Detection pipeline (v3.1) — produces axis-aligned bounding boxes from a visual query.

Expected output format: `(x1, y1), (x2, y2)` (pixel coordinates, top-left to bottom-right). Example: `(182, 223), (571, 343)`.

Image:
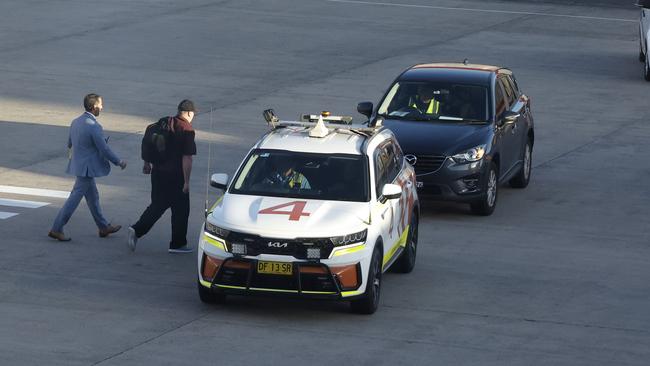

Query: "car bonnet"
(208, 193), (369, 238)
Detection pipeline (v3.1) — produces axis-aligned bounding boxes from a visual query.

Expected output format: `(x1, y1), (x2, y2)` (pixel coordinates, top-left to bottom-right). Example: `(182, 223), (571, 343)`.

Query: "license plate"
(257, 261), (293, 275)
(416, 181), (424, 188)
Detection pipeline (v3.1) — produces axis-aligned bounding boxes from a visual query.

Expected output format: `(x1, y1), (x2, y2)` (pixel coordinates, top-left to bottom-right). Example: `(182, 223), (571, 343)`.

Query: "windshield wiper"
(379, 113), (410, 120)
(435, 116), (488, 124)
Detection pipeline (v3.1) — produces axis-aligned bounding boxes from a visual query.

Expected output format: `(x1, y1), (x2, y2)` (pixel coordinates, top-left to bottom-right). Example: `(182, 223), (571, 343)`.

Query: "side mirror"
(381, 183), (402, 200)
(357, 102), (373, 118)
(502, 110), (520, 124)
(210, 173), (229, 190)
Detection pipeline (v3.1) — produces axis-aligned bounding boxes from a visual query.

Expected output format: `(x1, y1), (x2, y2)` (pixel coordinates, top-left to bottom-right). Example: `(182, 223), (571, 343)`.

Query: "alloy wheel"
(486, 169), (497, 207)
(408, 218), (418, 258)
(371, 254), (381, 305)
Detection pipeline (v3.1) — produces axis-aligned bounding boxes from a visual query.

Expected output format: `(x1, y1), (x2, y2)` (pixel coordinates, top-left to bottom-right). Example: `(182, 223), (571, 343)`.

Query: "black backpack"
(141, 117), (174, 163)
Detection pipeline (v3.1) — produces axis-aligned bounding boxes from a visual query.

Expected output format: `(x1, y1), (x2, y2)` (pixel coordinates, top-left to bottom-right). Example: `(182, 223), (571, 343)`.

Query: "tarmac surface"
(1, 0), (649, 365)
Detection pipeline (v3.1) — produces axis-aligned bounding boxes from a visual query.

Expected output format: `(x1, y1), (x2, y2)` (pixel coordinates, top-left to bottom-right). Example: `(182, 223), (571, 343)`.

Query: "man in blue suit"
(48, 94), (127, 241)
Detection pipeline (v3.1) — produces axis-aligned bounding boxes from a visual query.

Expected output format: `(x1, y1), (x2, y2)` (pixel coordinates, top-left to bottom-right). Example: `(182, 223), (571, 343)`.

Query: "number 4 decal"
(259, 201), (311, 221)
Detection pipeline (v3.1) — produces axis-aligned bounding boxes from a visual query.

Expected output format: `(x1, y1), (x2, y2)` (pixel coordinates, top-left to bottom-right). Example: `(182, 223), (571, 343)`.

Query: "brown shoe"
(48, 231), (71, 241)
(99, 224), (122, 238)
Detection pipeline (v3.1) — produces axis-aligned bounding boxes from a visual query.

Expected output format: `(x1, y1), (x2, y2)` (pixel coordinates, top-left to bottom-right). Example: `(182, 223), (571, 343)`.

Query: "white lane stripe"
(0, 198), (50, 208)
(0, 211), (19, 219)
(0, 185), (69, 199)
(324, 0), (637, 23)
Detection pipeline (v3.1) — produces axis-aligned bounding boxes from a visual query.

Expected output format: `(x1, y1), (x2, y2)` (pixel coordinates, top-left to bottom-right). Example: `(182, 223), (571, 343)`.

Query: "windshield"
(377, 81), (489, 122)
(230, 149), (370, 202)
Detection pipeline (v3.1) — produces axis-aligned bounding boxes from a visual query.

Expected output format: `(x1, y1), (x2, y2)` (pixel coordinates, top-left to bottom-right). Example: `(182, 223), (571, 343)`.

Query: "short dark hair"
(83, 93), (102, 112)
(177, 99), (196, 113)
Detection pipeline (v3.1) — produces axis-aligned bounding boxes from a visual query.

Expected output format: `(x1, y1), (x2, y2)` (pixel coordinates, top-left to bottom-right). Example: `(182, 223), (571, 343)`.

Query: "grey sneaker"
(168, 246), (194, 254)
(127, 226), (138, 252)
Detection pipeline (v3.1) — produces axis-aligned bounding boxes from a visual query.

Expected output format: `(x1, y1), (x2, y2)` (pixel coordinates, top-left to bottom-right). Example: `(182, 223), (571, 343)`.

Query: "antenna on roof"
(309, 112), (329, 138)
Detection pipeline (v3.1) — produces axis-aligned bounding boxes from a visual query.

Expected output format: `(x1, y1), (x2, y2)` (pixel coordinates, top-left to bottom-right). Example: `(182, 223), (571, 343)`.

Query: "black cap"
(177, 99), (197, 112)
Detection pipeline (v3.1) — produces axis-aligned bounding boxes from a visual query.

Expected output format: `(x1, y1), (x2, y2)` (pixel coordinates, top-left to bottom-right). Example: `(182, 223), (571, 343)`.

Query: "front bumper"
(415, 157), (488, 202)
(199, 255), (364, 300)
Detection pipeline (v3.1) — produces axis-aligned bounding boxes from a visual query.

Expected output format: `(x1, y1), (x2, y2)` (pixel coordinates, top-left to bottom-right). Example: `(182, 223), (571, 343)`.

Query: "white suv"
(639, 0), (650, 81)
(197, 111), (419, 314)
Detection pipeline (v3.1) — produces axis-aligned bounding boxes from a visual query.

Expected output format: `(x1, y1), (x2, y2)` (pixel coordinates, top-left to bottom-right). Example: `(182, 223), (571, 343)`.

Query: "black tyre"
(645, 51), (650, 82)
(640, 39), (646, 62)
(509, 141), (532, 188)
(350, 245), (382, 314)
(393, 212), (418, 273)
(198, 280), (226, 304)
(470, 162), (498, 216)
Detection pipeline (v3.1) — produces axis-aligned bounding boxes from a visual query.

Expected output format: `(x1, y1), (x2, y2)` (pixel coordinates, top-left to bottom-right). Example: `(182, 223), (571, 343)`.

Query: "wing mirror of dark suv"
(357, 102), (373, 118)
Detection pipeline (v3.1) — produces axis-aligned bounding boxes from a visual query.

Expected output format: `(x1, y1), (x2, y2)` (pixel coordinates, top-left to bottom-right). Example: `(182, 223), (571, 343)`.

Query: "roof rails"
(262, 109), (382, 137)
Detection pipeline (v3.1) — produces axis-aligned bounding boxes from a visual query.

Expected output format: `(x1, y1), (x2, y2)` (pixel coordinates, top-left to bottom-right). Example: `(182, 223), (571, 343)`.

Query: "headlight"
(204, 221), (230, 239)
(451, 145), (486, 164)
(330, 229), (367, 246)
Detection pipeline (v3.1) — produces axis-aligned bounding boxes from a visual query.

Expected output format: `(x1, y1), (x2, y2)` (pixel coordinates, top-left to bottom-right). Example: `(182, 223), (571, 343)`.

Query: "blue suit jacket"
(66, 112), (121, 177)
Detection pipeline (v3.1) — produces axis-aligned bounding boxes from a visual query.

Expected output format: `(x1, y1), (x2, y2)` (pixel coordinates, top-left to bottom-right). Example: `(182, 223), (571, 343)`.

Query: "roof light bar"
(262, 109), (382, 137)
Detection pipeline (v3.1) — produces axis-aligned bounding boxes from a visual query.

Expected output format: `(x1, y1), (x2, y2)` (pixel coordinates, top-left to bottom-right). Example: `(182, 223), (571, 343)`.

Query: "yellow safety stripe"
(203, 234), (226, 251)
(341, 289), (364, 297)
(331, 243), (366, 257)
(212, 284), (338, 296)
(398, 224), (410, 248)
(383, 224), (410, 266)
(249, 287), (298, 293)
(215, 284), (246, 290)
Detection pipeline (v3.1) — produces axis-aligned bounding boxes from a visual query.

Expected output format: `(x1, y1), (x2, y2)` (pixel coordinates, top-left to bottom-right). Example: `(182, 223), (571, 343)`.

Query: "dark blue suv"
(357, 63), (534, 215)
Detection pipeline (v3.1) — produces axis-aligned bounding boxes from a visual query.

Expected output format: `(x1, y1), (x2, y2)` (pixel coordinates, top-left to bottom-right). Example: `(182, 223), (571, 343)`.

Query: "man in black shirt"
(128, 100), (197, 253)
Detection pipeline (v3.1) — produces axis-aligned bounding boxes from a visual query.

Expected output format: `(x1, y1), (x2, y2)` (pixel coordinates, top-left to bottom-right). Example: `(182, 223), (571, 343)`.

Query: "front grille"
(411, 154), (446, 175)
(226, 231), (334, 259)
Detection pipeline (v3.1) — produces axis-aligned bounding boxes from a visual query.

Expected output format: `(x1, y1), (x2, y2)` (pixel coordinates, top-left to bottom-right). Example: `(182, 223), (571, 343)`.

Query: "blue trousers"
(51, 176), (109, 232)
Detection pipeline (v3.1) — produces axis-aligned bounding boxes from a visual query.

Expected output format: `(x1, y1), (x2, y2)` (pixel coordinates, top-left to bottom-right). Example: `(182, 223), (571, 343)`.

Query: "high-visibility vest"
(288, 172), (305, 189)
(411, 98), (440, 114)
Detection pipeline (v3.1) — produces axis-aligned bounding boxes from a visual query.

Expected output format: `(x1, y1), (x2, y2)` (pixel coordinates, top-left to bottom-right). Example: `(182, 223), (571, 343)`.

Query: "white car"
(197, 111), (419, 314)
(639, 0), (650, 81)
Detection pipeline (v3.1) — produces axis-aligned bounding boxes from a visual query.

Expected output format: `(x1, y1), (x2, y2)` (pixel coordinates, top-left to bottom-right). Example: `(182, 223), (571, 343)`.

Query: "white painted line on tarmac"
(0, 211), (19, 219)
(0, 185), (69, 199)
(0, 198), (50, 208)
(325, 0), (637, 23)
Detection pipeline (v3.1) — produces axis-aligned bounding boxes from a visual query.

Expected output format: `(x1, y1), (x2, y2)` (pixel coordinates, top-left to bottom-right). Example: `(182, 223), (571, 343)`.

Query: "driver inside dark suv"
(410, 85), (441, 115)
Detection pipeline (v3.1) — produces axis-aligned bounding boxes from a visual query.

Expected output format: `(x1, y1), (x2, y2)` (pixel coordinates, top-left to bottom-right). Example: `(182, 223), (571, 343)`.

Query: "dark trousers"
(132, 170), (189, 249)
